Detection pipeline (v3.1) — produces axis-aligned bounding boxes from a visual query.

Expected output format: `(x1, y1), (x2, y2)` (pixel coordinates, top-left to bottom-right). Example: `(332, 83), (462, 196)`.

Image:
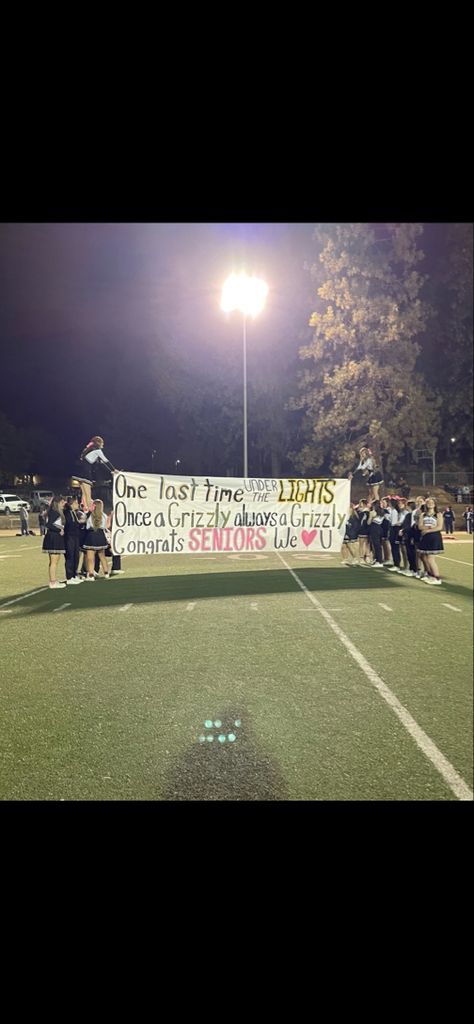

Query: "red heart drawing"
(301, 529), (318, 547)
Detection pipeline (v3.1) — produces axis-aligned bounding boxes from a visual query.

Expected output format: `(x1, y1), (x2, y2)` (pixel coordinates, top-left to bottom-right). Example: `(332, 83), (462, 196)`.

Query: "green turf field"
(0, 535), (472, 800)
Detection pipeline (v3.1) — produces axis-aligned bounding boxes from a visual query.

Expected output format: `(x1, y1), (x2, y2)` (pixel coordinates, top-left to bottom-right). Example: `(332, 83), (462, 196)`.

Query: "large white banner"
(111, 473), (350, 556)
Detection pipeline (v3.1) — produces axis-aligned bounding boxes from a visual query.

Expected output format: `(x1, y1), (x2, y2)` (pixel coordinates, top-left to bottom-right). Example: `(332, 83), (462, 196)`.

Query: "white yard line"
(277, 552), (473, 802)
(442, 604), (462, 613)
(0, 609), (13, 614)
(250, 602), (259, 611)
(53, 603), (71, 613)
(437, 555), (473, 567)
(379, 604), (393, 612)
(186, 602), (196, 612)
(0, 587), (49, 609)
(119, 604), (133, 612)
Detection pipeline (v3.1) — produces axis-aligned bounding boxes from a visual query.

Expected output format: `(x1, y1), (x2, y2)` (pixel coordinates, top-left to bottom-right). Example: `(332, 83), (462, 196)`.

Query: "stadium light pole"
(220, 272), (269, 477)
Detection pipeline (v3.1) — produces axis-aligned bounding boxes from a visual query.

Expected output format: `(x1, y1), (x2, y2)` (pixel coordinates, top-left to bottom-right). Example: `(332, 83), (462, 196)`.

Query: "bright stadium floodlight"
(220, 272), (269, 477)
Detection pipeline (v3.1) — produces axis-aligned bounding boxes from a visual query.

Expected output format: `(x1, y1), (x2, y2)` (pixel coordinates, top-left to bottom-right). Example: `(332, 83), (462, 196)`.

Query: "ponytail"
(80, 436), (104, 461)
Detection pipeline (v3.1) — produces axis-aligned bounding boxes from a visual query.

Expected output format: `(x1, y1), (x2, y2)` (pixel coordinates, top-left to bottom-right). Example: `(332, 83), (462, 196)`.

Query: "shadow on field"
(160, 705), (288, 801)
(0, 567), (427, 619)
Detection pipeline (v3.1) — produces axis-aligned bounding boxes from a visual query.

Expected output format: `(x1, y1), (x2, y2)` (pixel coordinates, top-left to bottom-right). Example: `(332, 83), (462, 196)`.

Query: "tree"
(289, 224), (441, 476)
(419, 223), (473, 462)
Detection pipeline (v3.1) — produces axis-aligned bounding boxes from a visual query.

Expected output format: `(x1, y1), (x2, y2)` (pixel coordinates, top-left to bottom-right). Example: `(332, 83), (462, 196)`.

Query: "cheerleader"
(412, 496), (427, 578)
(73, 435), (117, 513)
(386, 497), (403, 573)
(417, 498), (444, 584)
(63, 495), (86, 585)
(82, 499), (111, 580)
(396, 498), (410, 571)
(348, 447), (384, 502)
(72, 435), (124, 574)
(380, 498), (393, 565)
(367, 501), (385, 567)
(340, 504), (360, 565)
(399, 501), (418, 576)
(356, 499), (373, 565)
(42, 495), (67, 589)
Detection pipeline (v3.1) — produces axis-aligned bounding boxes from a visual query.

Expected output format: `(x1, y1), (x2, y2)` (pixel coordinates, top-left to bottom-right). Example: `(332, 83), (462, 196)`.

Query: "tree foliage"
(419, 223), (473, 458)
(290, 224), (442, 475)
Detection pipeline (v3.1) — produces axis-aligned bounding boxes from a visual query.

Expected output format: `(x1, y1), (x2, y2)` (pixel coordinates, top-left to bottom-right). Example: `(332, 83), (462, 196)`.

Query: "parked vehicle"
(0, 493), (30, 515)
(30, 490), (53, 511)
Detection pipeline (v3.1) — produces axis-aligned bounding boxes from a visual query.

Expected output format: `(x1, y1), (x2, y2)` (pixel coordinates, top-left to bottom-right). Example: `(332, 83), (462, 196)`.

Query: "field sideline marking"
(277, 552), (473, 802)
(437, 554), (473, 567)
(442, 604), (462, 613)
(379, 603), (393, 612)
(119, 603), (133, 612)
(53, 603), (71, 613)
(186, 602), (196, 612)
(0, 587), (49, 609)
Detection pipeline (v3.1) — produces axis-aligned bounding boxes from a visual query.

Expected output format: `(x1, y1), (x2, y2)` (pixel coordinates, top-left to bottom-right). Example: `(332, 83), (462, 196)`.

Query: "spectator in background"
(463, 507), (473, 534)
(462, 484), (470, 500)
(397, 476), (410, 498)
(19, 504), (29, 536)
(456, 487), (463, 503)
(443, 506), (455, 534)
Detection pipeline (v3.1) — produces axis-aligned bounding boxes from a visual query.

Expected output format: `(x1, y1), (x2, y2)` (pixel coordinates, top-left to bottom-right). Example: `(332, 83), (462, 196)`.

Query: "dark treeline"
(0, 223), (471, 483)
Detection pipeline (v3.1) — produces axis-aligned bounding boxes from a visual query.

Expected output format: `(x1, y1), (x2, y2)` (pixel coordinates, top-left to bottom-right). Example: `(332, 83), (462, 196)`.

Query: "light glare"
(220, 272), (269, 318)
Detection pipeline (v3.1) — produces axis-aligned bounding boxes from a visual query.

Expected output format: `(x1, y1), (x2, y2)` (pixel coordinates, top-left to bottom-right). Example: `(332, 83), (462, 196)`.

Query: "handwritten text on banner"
(112, 473), (350, 556)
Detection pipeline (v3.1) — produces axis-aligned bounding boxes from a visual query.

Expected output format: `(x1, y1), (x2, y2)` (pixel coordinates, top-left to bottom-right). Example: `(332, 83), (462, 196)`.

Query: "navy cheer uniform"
(42, 508), (65, 554)
(80, 447), (116, 514)
(353, 455), (384, 488)
(82, 512), (109, 551)
(344, 513), (360, 543)
(357, 508), (370, 537)
(64, 505), (86, 579)
(418, 514), (444, 554)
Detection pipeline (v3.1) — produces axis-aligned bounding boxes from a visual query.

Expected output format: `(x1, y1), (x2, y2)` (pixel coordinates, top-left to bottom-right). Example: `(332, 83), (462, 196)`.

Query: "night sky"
(0, 222), (315, 474)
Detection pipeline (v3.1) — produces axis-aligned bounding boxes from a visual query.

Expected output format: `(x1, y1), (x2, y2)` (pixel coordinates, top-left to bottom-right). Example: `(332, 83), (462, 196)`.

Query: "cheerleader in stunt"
(348, 446), (384, 502)
(72, 435), (124, 575)
(72, 436), (116, 512)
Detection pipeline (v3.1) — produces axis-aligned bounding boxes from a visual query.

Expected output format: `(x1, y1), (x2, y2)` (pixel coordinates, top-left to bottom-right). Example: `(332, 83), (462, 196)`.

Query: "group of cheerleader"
(343, 448), (444, 584)
(42, 436), (124, 589)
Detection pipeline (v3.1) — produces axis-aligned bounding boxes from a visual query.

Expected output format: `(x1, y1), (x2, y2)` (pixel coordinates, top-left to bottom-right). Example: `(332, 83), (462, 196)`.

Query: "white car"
(0, 494), (30, 515)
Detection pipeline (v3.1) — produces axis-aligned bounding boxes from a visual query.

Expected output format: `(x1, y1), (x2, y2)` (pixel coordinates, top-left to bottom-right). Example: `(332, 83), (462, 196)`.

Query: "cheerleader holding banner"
(71, 435), (124, 574)
(72, 435), (117, 513)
